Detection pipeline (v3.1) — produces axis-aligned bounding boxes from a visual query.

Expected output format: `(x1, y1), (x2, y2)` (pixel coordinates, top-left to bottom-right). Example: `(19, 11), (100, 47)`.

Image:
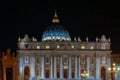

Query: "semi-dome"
(42, 11), (71, 41)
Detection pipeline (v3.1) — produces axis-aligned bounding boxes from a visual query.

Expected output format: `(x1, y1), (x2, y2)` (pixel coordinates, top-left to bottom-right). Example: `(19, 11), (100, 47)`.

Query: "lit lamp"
(81, 70), (88, 80)
(109, 63), (120, 80)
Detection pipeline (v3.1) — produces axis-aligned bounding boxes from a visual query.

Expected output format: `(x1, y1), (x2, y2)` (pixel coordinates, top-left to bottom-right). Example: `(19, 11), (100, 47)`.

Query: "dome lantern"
(52, 10), (60, 23)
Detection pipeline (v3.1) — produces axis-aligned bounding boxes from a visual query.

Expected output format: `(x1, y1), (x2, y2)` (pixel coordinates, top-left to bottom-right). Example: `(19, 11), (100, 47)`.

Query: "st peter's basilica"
(17, 11), (112, 80)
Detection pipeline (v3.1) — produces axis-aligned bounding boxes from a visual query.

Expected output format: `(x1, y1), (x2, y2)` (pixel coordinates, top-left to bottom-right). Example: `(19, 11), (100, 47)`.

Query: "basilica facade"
(17, 11), (112, 80)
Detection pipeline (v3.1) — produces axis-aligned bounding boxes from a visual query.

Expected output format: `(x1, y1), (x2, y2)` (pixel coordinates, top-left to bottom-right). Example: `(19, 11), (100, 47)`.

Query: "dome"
(42, 11), (71, 41)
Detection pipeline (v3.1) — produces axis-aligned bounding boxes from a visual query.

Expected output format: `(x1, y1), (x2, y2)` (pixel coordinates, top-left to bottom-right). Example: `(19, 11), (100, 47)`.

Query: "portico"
(17, 11), (111, 80)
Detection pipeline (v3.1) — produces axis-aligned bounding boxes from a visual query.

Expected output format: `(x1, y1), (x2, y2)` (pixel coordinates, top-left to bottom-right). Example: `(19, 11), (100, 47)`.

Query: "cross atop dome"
(52, 10), (60, 23)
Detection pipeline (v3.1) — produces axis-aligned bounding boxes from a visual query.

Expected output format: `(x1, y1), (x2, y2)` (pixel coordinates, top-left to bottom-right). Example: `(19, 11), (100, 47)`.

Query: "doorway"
(6, 68), (13, 80)
(24, 66), (30, 80)
(101, 66), (106, 80)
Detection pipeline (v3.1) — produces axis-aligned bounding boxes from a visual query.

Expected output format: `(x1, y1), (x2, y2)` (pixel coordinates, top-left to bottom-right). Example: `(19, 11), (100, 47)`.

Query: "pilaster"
(41, 56), (45, 78)
(69, 57), (72, 79)
(54, 56), (57, 78)
(50, 56), (53, 78)
(60, 56), (63, 78)
(75, 56), (78, 78)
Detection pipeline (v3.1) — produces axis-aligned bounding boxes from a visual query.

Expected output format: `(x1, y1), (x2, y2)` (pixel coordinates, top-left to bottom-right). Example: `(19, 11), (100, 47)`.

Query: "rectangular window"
(24, 56), (29, 64)
(101, 56), (106, 64)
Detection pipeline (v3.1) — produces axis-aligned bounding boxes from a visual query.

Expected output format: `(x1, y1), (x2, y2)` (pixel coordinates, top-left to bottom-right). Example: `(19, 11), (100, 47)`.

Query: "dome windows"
(42, 26), (71, 41)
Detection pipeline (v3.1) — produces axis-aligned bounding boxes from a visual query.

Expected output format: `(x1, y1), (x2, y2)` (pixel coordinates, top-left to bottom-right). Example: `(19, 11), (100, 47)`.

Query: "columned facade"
(17, 11), (112, 80)
(18, 50), (111, 80)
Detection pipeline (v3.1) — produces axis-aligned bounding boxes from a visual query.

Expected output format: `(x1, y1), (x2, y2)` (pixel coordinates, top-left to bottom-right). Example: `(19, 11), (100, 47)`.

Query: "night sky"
(0, 0), (120, 53)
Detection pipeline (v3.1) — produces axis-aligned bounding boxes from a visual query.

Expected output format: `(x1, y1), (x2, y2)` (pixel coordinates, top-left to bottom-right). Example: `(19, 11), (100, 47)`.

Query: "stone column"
(50, 56), (53, 78)
(60, 56), (63, 78)
(96, 56), (100, 79)
(22, 65), (24, 80)
(54, 56), (57, 78)
(118, 67), (120, 79)
(30, 55), (35, 79)
(41, 56), (45, 78)
(75, 57), (78, 78)
(19, 55), (23, 80)
(107, 56), (111, 80)
(87, 56), (90, 78)
(69, 57), (72, 79)
(78, 56), (81, 78)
